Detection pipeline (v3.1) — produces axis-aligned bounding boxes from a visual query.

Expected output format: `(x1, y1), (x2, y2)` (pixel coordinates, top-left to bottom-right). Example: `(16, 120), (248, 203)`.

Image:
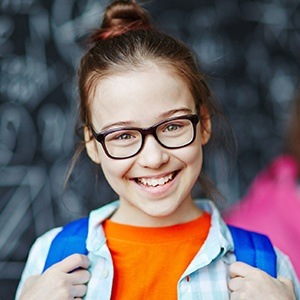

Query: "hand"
(228, 261), (295, 300)
(19, 254), (91, 300)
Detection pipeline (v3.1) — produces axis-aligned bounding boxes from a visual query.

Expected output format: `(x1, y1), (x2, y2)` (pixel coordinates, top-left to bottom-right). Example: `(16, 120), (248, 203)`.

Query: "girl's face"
(85, 64), (210, 226)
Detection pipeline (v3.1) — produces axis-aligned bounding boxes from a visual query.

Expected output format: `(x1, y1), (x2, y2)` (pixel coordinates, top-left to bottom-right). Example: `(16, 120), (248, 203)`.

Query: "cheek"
(95, 143), (132, 177)
(172, 142), (203, 181)
(100, 155), (133, 187)
(182, 139), (203, 165)
(180, 142), (204, 177)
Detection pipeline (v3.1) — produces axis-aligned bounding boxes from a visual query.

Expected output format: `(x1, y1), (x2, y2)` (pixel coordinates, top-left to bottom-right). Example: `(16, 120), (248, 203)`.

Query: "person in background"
(224, 87), (300, 279)
(16, 1), (299, 299)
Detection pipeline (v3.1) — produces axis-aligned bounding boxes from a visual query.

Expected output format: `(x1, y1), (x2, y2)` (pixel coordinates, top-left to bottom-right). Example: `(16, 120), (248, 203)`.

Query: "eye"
(105, 129), (140, 144)
(115, 133), (135, 140)
(164, 123), (181, 132)
(159, 118), (191, 137)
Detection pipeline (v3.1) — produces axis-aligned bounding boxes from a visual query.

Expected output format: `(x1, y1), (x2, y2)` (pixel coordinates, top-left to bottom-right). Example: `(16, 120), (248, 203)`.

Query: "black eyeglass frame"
(90, 114), (200, 159)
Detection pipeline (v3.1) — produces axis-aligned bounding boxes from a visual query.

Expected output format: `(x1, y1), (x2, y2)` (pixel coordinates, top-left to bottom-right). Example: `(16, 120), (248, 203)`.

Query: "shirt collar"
(86, 200), (119, 253)
(86, 199), (234, 259)
(179, 200), (234, 276)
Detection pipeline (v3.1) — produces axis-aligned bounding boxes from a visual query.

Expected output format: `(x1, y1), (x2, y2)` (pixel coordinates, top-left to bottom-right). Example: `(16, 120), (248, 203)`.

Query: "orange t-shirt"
(103, 212), (211, 299)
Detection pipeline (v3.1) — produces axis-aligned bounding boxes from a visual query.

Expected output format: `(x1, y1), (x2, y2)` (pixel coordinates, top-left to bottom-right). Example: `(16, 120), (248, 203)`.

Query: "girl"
(16, 1), (299, 299)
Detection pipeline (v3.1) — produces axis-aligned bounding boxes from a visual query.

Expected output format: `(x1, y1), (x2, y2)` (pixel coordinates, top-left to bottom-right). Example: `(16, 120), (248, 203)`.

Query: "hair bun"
(90, 0), (152, 42)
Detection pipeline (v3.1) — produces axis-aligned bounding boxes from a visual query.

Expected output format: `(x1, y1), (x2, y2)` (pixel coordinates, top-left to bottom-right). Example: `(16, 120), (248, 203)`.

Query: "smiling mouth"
(135, 171), (178, 187)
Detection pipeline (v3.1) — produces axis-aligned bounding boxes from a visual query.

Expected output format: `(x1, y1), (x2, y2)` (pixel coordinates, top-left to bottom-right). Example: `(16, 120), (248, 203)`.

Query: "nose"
(137, 135), (169, 168)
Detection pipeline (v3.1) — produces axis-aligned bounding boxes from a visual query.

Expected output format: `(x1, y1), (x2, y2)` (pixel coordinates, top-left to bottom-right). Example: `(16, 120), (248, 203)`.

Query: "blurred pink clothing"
(224, 155), (300, 278)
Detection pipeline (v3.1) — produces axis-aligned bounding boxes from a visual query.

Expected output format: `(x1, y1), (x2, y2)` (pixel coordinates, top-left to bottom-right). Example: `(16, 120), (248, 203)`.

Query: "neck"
(110, 199), (203, 227)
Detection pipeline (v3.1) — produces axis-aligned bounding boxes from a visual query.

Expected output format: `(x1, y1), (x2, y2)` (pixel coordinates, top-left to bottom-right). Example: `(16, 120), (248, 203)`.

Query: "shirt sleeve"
(15, 227), (62, 299)
(275, 247), (300, 299)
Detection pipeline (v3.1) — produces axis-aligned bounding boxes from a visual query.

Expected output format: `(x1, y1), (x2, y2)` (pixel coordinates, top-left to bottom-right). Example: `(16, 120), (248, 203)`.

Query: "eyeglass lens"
(103, 117), (195, 159)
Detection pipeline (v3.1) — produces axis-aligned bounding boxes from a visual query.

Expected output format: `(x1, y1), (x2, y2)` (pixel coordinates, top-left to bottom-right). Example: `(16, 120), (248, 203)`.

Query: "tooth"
(138, 173), (174, 187)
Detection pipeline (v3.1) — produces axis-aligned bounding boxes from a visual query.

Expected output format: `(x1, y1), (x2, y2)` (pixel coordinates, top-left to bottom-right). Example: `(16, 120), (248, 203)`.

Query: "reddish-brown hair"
(90, 0), (152, 41)
(78, 0), (213, 132)
(285, 87), (300, 173)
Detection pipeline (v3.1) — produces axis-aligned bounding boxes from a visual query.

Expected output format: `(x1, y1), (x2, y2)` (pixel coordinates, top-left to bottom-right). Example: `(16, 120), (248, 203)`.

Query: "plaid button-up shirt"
(16, 200), (300, 299)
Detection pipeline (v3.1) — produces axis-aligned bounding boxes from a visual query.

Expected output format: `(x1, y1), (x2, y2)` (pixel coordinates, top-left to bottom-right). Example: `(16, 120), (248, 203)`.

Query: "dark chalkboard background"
(1, 0), (299, 298)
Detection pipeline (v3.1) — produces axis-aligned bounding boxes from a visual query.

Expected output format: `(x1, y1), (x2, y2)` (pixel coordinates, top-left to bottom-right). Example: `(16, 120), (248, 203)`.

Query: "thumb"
(51, 254), (90, 273)
(278, 277), (294, 289)
(229, 261), (253, 278)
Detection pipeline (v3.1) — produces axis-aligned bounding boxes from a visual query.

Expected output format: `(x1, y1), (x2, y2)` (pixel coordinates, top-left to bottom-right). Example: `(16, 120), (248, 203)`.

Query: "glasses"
(90, 114), (199, 159)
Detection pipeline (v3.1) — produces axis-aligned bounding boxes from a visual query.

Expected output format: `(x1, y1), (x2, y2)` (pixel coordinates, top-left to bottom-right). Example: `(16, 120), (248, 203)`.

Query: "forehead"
(90, 64), (195, 128)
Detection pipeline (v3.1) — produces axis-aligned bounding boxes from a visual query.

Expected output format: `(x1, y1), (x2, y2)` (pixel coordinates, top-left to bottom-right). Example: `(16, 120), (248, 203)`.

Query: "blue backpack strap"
(43, 217), (89, 272)
(228, 225), (277, 278)
(42, 218), (277, 278)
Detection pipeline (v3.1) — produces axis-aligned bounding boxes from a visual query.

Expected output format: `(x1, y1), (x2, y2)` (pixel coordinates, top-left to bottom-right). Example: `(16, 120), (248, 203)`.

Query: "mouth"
(135, 171), (178, 188)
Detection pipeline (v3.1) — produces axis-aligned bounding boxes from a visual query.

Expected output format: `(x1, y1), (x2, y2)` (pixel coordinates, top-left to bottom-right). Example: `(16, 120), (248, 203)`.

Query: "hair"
(285, 86), (300, 174)
(67, 0), (224, 200)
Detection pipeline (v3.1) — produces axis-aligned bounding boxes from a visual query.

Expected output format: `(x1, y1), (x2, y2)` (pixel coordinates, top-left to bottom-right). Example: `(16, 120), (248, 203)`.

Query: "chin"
(140, 200), (180, 219)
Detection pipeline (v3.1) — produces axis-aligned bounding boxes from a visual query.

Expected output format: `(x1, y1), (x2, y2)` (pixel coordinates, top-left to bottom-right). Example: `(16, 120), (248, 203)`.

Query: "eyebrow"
(100, 107), (194, 131)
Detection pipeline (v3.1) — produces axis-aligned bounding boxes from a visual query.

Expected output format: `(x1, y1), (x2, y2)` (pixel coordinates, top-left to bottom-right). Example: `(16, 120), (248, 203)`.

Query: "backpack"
(42, 217), (277, 277)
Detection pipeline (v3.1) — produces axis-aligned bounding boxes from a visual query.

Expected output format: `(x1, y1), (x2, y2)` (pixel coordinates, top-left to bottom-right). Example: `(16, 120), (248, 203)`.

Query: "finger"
(52, 254), (90, 273)
(69, 269), (91, 285)
(71, 284), (88, 298)
(229, 261), (254, 278)
(228, 276), (244, 292)
(230, 290), (246, 300)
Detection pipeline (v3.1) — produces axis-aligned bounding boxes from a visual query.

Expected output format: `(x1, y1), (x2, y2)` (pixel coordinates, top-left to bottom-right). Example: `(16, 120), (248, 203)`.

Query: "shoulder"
(16, 227), (62, 298)
(26, 227), (63, 271)
(22, 227), (62, 274)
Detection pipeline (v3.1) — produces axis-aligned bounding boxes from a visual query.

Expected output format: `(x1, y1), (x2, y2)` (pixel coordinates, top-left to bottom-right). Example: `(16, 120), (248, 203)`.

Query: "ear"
(84, 126), (101, 164)
(199, 106), (211, 145)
